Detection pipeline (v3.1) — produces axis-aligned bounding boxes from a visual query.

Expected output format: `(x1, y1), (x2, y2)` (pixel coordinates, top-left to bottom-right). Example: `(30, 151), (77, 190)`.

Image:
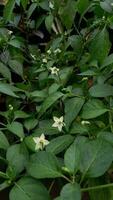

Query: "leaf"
(77, 0), (90, 14)
(81, 99), (108, 119)
(0, 131), (9, 150)
(45, 15), (54, 33)
(79, 138), (113, 178)
(60, 183), (81, 200)
(9, 60), (23, 78)
(9, 177), (51, 200)
(14, 111), (29, 120)
(0, 83), (18, 97)
(3, 0), (15, 22)
(100, 1), (113, 13)
(101, 54), (113, 69)
(64, 140), (80, 174)
(24, 118), (38, 131)
(6, 144), (29, 175)
(89, 84), (113, 97)
(27, 151), (62, 179)
(0, 62), (11, 82)
(21, 0), (28, 10)
(98, 131), (113, 146)
(7, 121), (24, 138)
(89, 178), (113, 200)
(70, 122), (88, 135)
(64, 97), (85, 129)
(59, 0), (76, 29)
(46, 135), (74, 155)
(39, 92), (63, 117)
(89, 28), (111, 64)
(27, 2), (37, 19)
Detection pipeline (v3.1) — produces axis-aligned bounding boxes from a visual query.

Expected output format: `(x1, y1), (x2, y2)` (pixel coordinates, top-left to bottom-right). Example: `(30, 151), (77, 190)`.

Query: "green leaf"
(89, 84), (113, 97)
(77, 0), (90, 14)
(27, 3), (37, 19)
(98, 131), (113, 146)
(60, 183), (81, 200)
(27, 151), (62, 178)
(45, 15), (54, 33)
(64, 97), (85, 129)
(89, 28), (111, 64)
(14, 111), (29, 120)
(7, 121), (24, 138)
(46, 135), (74, 155)
(6, 144), (29, 175)
(100, 1), (113, 13)
(3, 0), (15, 22)
(24, 118), (38, 131)
(25, 136), (36, 152)
(21, 0), (28, 10)
(39, 92), (63, 117)
(0, 83), (18, 97)
(79, 138), (113, 178)
(0, 131), (9, 150)
(59, 0), (76, 29)
(9, 177), (51, 200)
(0, 62), (11, 82)
(81, 99), (108, 119)
(70, 122), (88, 135)
(9, 60), (23, 78)
(64, 140), (80, 174)
(101, 54), (113, 69)
(89, 178), (113, 200)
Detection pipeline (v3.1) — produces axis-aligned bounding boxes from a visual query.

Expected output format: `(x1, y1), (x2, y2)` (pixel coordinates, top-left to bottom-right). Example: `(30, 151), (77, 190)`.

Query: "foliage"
(0, 0), (113, 199)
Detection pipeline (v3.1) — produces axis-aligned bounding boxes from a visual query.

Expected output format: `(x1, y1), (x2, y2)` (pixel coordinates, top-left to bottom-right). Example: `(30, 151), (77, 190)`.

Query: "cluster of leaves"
(1, 0), (113, 199)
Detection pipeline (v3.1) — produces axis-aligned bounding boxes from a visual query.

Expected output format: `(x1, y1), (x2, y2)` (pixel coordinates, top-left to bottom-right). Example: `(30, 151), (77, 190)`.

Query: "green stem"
(0, 181), (10, 191)
(62, 175), (72, 184)
(81, 183), (113, 192)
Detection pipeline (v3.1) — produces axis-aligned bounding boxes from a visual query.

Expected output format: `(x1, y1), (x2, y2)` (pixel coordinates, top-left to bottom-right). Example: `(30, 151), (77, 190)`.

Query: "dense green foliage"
(0, 0), (113, 199)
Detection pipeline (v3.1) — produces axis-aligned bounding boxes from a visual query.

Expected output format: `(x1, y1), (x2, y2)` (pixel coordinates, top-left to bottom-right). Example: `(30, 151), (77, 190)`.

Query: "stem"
(0, 181), (10, 191)
(109, 97), (113, 133)
(81, 183), (113, 192)
(62, 175), (73, 184)
(48, 180), (55, 193)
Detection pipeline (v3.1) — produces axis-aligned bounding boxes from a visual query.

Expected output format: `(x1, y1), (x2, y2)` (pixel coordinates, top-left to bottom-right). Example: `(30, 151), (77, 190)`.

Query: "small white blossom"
(33, 134), (49, 150)
(47, 49), (51, 55)
(49, 1), (54, 9)
(42, 58), (47, 63)
(102, 16), (105, 20)
(8, 104), (13, 111)
(111, 3), (113, 6)
(52, 116), (65, 132)
(82, 77), (88, 81)
(50, 66), (59, 75)
(31, 54), (36, 60)
(8, 30), (13, 35)
(81, 120), (90, 125)
(54, 48), (61, 54)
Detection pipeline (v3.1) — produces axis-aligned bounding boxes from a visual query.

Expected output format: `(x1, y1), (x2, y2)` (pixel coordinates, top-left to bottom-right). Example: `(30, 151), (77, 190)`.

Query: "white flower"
(52, 116), (65, 132)
(49, 1), (54, 9)
(54, 48), (61, 54)
(8, 30), (13, 35)
(81, 120), (90, 125)
(8, 104), (13, 111)
(47, 49), (51, 55)
(50, 67), (59, 75)
(82, 77), (88, 81)
(42, 58), (47, 63)
(102, 16), (105, 20)
(111, 3), (113, 6)
(33, 134), (49, 150)
(31, 54), (36, 60)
